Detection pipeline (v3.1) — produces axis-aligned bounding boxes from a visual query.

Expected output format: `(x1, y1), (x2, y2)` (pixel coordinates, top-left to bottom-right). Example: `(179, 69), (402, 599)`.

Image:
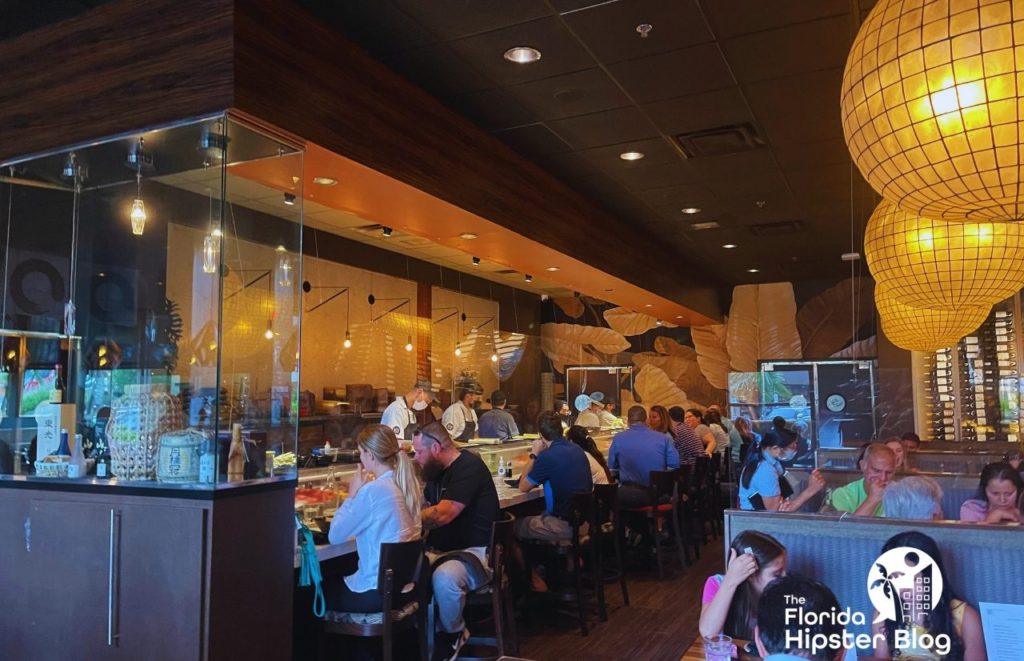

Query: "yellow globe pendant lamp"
(864, 198), (1024, 310)
(842, 0), (1024, 221)
(875, 282), (989, 352)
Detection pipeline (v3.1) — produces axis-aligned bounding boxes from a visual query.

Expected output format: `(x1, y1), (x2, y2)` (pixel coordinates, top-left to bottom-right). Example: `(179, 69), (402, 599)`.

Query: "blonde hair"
(357, 424), (421, 519)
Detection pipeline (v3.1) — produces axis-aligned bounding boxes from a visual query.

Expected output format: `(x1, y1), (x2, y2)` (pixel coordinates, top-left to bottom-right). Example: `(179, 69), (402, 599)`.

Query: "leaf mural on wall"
(653, 336), (697, 360)
(830, 335), (877, 359)
(603, 307), (677, 335)
(539, 323), (630, 374)
(632, 352), (689, 380)
(553, 296), (585, 319)
(690, 324), (730, 390)
(797, 277), (876, 358)
(634, 365), (694, 410)
(726, 283), (802, 373)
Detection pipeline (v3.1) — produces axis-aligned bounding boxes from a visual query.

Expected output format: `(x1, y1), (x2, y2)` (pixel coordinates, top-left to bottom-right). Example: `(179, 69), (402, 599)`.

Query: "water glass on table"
(703, 634), (734, 661)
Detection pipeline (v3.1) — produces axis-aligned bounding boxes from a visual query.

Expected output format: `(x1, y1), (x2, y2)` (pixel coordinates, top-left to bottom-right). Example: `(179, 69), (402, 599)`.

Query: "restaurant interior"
(2, 1), (1024, 660)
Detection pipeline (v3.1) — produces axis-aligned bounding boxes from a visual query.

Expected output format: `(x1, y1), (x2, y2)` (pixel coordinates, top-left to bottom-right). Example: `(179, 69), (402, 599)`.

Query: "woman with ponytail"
(737, 428), (825, 511)
(327, 424), (422, 612)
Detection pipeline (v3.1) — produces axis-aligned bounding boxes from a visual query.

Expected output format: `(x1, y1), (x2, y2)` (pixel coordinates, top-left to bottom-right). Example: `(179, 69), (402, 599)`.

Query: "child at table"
(699, 531), (787, 641)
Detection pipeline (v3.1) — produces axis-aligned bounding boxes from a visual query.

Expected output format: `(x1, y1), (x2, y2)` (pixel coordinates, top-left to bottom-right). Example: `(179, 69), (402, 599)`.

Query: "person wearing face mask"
(737, 430), (825, 511)
(573, 393), (603, 429)
(380, 378), (435, 441)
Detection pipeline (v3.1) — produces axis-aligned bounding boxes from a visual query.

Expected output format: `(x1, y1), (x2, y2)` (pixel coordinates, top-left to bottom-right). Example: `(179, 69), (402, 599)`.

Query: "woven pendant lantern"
(876, 283), (989, 351)
(842, 0), (1024, 221)
(864, 198), (1024, 309)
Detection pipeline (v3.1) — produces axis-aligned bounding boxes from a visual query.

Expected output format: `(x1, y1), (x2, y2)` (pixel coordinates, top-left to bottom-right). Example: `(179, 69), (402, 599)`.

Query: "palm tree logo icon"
(867, 547), (943, 624)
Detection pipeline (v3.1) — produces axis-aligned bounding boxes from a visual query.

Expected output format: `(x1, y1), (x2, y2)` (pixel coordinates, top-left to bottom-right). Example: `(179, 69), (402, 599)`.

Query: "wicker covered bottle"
(105, 384), (182, 480)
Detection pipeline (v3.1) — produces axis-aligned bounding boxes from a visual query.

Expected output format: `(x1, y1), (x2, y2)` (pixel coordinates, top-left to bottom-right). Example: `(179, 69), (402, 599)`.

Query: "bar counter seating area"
(5, 1), (1024, 660)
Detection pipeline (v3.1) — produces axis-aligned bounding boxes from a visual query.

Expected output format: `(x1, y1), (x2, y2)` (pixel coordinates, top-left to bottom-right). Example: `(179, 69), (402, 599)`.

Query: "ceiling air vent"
(748, 220), (804, 237)
(495, 269), (518, 275)
(355, 223), (386, 233)
(675, 122), (765, 158)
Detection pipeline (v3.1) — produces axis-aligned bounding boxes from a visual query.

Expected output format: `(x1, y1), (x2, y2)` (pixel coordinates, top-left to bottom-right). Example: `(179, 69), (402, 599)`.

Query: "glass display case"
(0, 113), (303, 488)
(915, 296), (1023, 443)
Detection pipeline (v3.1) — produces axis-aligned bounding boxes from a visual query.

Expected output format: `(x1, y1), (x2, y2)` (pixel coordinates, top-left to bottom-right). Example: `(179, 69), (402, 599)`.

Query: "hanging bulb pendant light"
(454, 342), (462, 357)
(343, 330), (352, 349)
(404, 335), (413, 352)
(202, 190), (220, 274)
(130, 171), (147, 236)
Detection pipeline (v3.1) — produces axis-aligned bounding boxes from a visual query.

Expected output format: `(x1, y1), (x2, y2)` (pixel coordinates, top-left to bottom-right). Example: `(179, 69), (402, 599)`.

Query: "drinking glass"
(703, 634), (733, 661)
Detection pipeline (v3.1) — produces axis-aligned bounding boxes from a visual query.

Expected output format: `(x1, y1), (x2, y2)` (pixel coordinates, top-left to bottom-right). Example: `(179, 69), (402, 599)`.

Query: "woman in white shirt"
(567, 425), (611, 485)
(328, 424), (422, 612)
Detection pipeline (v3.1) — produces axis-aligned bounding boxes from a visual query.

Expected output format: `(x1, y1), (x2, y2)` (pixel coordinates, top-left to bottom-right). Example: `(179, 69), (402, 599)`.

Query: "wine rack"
(917, 297), (1022, 442)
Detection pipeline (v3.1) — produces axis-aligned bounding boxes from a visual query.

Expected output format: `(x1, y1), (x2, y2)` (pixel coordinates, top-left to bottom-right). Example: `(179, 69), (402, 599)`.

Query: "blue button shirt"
(738, 453), (783, 510)
(526, 438), (593, 519)
(608, 424), (681, 486)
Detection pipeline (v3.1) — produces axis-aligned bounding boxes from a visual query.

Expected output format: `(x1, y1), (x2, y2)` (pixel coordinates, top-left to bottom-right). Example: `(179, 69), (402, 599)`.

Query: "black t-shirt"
(424, 451), (500, 552)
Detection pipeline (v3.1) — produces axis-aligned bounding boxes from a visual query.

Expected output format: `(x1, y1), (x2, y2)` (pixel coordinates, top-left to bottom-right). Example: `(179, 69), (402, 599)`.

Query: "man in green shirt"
(830, 443), (896, 516)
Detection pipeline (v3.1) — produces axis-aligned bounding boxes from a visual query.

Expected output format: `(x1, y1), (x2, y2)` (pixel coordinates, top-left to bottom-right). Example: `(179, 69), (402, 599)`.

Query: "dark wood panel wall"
(0, 0), (721, 321)
(0, 0), (234, 163)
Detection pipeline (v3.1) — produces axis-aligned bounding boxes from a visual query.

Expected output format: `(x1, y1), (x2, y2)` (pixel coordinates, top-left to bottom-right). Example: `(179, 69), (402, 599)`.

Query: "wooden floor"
(517, 536), (726, 661)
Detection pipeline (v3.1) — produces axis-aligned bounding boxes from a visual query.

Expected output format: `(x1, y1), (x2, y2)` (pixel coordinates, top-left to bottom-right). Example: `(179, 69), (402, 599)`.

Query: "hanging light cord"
(2, 167), (12, 327)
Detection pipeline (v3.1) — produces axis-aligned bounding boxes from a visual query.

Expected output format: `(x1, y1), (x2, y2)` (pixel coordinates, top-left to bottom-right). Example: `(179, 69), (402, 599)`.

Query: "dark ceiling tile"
(607, 162), (698, 192)
(299, 0), (437, 57)
(548, 0), (610, 12)
(701, 0), (849, 39)
(637, 183), (718, 210)
(391, 0), (553, 41)
(546, 106), (658, 150)
(505, 68), (631, 122)
(643, 87), (755, 137)
(575, 137), (681, 170)
(536, 150), (606, 181)
(0, 0), (104, 40)
(561, 0), (713, 64)
(721, 14), (852, 84)
(704, 169), (790, 199)
(685, 149), (779, 184)
(743, 67), (844, 147)
(773, 138), (852, 172)
(449, 16), (595, 86)
(380, 42), (493, 96)
(491, 123), (572, 157)
(606, 43), (734, 103)
(785, 163), (861, 197)
(447, 88), (535, 130)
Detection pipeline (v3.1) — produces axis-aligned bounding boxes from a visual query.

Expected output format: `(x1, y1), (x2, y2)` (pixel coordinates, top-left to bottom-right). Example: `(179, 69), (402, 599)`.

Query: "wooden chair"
(323, 539), (428, 661)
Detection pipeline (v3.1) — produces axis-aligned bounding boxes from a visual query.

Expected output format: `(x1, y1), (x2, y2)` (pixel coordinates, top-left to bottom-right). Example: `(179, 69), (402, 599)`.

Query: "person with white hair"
(883, 475), (944, 520)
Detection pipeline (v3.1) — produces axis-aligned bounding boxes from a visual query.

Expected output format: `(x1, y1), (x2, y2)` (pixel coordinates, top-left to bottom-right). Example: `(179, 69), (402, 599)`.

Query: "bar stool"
(621, 470), (686, 578)
(322, 539), (429, 661)
(592, 482), (628, 613)
(519, 491), (599, 636)
(449, 514), (519, 660)
(675, 465), (702, 563)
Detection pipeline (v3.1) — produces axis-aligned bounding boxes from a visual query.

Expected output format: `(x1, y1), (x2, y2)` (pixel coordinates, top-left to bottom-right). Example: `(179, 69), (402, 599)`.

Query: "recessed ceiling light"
(546, 266), (560, 272)
(312, 176), (337, 186)
(722, 243), (737, 249)
(459, 232), (478, 240)
(619, 151), (645, 161)
(382, 226), (392, 237)
(690, 221), (720, 231)
(472, 256), (481, 266)
(525, 274), (533, 283)
(283, 192), (296, 206)
(747, 268), (760, 273)
(675, 315), (684, 319)
(644, 304), (653, 308)
(504, 46), (541, 63)
(681, 207), (701, 214)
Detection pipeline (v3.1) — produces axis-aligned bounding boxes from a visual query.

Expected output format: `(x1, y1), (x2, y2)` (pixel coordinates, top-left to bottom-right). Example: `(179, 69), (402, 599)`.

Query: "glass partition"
(0, 113), (303, 487)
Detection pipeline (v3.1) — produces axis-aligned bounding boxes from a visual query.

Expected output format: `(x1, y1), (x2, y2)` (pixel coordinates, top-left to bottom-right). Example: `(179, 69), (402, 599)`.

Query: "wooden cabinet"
(19, 498), (207, 661)
(0, 482), (294, 661)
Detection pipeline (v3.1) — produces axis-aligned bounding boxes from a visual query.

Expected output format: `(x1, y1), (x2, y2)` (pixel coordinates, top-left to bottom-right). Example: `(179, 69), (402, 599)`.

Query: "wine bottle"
(50, 364), (63, 404)
(199, 438), (215, 484)
(55, 428), (71, 456)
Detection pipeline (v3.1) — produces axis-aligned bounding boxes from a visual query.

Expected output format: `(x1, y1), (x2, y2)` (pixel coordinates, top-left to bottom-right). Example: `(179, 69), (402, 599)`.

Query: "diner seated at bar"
(4, 1), (1024, 659)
